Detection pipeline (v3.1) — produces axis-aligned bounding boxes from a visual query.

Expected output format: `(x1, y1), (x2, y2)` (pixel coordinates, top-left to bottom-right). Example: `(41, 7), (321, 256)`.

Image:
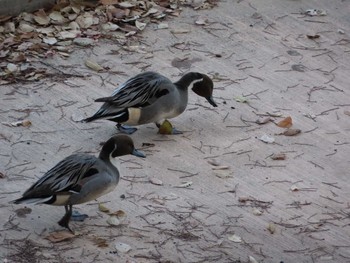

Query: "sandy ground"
(1, 0), (350, 262)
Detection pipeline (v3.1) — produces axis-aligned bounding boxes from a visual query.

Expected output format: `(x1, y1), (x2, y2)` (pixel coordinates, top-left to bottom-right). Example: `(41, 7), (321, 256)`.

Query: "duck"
(11, 135), (145, 232)
(82, 71), (217, 134)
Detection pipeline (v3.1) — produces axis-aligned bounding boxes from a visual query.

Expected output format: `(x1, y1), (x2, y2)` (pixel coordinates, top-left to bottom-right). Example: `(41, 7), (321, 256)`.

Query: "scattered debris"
(115, 242), (131, 253)
(267, 223), (276, 234)
(277, 116), (293, 128)
(259, 134), (275, 143)
(304, 9), (327, 16)
(228, 234), (242, 243)
(175, 181), (193, 188)
(92, 236), (109, 248)
(252, 208), (263, 216)
(270, 153), (286, 160)
(278, 128), (301, 136)
(256, 116), (271, 125)
(46, 230), (75, 243)
(149, 177), (163, 185)
(15, 207), (32, 218)
(2, 119), (32, 127)
(234, 96), (248, 103)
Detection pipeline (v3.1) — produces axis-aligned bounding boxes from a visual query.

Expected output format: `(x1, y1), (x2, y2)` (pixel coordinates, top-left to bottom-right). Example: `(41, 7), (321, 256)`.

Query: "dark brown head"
(191, 74), (217, 107)
(100, 135), (145, 160)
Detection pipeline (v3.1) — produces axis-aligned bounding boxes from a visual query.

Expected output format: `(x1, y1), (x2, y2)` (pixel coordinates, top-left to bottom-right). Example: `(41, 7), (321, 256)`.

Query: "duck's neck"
(174, 72), (203, 91)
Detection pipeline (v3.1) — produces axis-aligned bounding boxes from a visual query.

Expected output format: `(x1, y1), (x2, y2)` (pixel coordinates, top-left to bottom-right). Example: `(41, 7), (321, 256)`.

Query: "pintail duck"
(82, 71), (217, 134)
(11, 135), (145, 232)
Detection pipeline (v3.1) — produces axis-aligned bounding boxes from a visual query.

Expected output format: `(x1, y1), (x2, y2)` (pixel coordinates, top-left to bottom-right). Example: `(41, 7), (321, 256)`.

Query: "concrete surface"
(1, 0), (350, 262)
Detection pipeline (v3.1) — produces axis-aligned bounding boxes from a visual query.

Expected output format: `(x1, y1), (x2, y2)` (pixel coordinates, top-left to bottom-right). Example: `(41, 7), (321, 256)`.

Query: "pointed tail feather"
(10, 196), (53, 205)
(95, 97), (114, 103)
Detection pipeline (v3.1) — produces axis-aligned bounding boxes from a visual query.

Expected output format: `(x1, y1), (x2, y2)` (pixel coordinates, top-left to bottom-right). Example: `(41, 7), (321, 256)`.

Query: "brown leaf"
(46, 231), (75, 243)
(277, 116), (292, 128)
(100, 0), (120, 4)
(158, 120), (173, 134)
(270, 153), (286, 160)
(92, 236), (109, 248)
(281, 128), (301, 136)
(256, 116), (271, 125)
(33, 9), (50, 26)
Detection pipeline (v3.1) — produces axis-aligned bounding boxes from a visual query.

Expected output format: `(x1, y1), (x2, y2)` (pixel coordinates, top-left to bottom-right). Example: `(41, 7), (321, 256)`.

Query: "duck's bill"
(132, 149), (146, 158)
(206, 96), (217, 107)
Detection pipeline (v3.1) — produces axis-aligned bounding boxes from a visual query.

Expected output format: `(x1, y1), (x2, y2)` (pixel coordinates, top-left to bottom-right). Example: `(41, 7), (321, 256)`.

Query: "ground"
(1, 0), (350, 262)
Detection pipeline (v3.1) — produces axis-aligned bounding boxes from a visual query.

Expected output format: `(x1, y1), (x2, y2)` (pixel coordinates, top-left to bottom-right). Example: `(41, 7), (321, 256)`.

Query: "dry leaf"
(158, 120), (173, 134)
(149, 177), (163, 185)
(212, 166), (230, 170)
(92, 236), (109, 248)
(109, 210), (126, 220)
(157, 23), (169, 30)
(214, 170), (233, 179)
(107, 215), (121, 226)
(195, 16), (208, 25)
(290, 185), (299, 191)
(73, 37), (95, 46)
(135, 20), (147, 31)
(0, 172), (6, 179)
(171, 28), (191, 34)
(234, 96), (248, 103)
(18, 23), (35, 33)
(33, 9), (50, 26)
(267, 223), (276, 234)
(100, 0), (120, 5)
(98, 203), (110, 213)
(46, 231), (75, 243)
(207, 159), (220, 166)
(85, 59), (104, 71)
(277, 116), (292, 128)
(101, 22), (119, 31)
(344, 110), (350, 116)
(228, 234), (242, 243)
(259, 134), (275, 144)
(6, 63), (18, 73)
(252, 208), (262, 216)
(176, 181), (193, 188)
(280, 128), (301, 136)
(115, 242), (131, 253)
(43, 37), (58, 45)
(270, 153), (286, 160)
(256, 116), (271, 125)
(49, 11), (67, 24)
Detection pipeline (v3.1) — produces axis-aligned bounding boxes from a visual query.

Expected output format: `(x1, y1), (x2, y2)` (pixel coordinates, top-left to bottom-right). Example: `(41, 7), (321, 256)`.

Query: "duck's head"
(100, 135), (145, 160)
(191, 74), (217, 107)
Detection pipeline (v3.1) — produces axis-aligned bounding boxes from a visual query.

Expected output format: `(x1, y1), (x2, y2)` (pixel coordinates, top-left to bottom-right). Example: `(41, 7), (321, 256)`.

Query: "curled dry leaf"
(267, 223), (276, 234)
(234, 96), (248, 103)
(259, 134), (275, 144)
(149, 177), (163, 185)
(107, 215), (121, 226)
(115, 242), (131, 253)
(208, 159), (220, 166)
(33, 10), (50, 26)
(252, 208), (262, 216)
(290, 185), (299, 191)
(98, 203), (110, 213)
(101, 22), (119, 31)
(256, 116), (271, 125)
(195, 16), (208, 25)
(109, 210), (126, 220)
(92, 236), (109, 248)
(5, 119), (32, 127)
(228, 234), (242, 243)
(135, 20), (147, 31)
(176, 181), (193, 188)
(158, 119), (173, 134)
(271, 153), (286, 160)
(344, 110), (350, 116)
(280, 128), (301, 136)
(46, 230), (75, 243)
(277, 116), (292, 128)
(85, 59), (104, 72)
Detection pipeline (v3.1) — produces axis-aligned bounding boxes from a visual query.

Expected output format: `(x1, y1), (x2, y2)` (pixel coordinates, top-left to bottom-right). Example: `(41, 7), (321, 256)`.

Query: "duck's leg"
(58, 204), (74, 233)
(116, 123), (138, 134)
(156, 120), (183, 135)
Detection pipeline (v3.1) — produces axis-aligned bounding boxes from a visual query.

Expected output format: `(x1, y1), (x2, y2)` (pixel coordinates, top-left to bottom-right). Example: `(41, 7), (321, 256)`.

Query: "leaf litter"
(0, 0), (218, 84)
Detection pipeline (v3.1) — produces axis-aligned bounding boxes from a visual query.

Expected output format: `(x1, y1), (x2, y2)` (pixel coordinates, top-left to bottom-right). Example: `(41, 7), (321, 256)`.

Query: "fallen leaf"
(85, 59), (104, 72)
(107, 215), (121, 226)
(149, 177), (163, 185)
(101, 22), (119, 31)
(291, 64), (306, 72)
(195, 16), (208, 25)
(214, 170), (233, 179)
(115, 242), (131, 253)
(270, 153), (286, 160)
(156, 23), (169, 30)
(118, 2), (135, 8)
(252, 208), (262, 216)
(92, 236), (109, 248)
(234, 96), (248, 103)
(267, 223), (276, 234)
(305, 9), (327, 16)
(259, 134), (275, 144)
(176, 181), (193, 188)
(171, 28), (191, 34)
(228, 234), (242, 243)
(211, 166), (230, 170)
(0, 172), (6, 178)
(46, 231), (75, 243)
(307, 34), (320, 39)
(6, 63), (18, 73)
(49, 11), (67, 24)
(109, 210), (126, 221)
(338, 29), (345, 34)
(73, 37), (95, 46)
(98, 203), (110, 213)
(290, 185), (299, 191)
(344, 110), (350, 116)
(256, 116), (271, 125)
(33, 9), (50, 26)
(280, 129), (301, 136)
(18, 23), (35, 32)
(158, 120), (173, 134)
(277, 116), (292, 128)
(238, 197), (250, 203)
(207, 159), (220, 166)
(43, 37), (58, 45)
(100, 0), (120, 5)
(135, 20), (147, 31)
(4, 119), (32, 127)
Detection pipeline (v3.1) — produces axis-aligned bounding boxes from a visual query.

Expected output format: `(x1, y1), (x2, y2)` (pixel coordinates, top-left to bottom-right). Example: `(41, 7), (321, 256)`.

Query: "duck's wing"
(15, 154), (99, 203)
(96, 72), (171, 108)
